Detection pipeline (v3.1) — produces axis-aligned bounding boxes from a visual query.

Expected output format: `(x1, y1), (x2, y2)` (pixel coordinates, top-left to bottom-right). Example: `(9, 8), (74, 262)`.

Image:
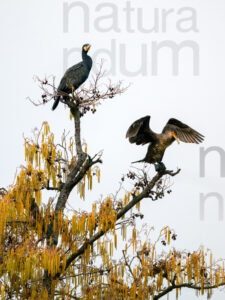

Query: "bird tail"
(131, 159), (145, 164)
(52, 96), (60, 111)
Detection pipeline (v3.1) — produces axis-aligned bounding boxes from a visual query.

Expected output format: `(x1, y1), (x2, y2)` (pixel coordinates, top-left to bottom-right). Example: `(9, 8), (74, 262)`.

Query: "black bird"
(126, 116), (204, 171)
(52, 44), (92, 110)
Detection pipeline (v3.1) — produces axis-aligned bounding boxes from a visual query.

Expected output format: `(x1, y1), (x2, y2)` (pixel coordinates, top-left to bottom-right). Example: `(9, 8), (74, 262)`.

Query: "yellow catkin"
(124, 194), (128, 206)
(201, 275), (204, 295)
(167, 230), (171, 245)
(90, 174), (92, 190)
(114, 232), (117, 249)
(97, 168), (101, 183)
(135, 190), (140, 196)
(35, 190), (42, 206)
(136, 201), (140, 211)
(122, 225), (127, 241)
(82, 182), (85, 200)
(25, 143), (28, 161)
(110, 241), (113, 257)
(1, 285), (4, 299)
(132, 228), (137, 253)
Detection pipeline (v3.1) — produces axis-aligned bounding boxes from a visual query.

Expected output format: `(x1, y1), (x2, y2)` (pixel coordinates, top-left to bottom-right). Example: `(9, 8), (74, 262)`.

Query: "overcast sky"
(1, 0), (225, 299)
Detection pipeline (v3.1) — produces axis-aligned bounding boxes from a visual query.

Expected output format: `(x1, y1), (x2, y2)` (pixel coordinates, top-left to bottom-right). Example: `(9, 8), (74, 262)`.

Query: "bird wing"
(65, 61), (84, 75)
(57, 62), (85, 92)
(162, 118), (204, 144)
(126, 116), (155, 145)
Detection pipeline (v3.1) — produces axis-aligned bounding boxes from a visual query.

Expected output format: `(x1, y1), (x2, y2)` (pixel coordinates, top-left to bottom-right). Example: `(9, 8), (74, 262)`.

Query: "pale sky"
(1, 0), (225, 299)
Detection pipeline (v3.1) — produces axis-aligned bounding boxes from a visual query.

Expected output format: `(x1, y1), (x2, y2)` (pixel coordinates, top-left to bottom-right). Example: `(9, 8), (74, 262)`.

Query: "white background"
(1, 0), (225, 299)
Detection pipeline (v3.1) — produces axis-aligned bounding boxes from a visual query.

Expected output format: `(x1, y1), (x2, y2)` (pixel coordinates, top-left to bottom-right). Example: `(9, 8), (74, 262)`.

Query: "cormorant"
(52, 44), (92, 110)
(126, 116), (204, 171)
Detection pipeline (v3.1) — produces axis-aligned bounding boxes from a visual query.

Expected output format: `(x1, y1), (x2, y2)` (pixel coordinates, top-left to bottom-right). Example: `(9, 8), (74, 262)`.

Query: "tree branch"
(56, 168), (181, 277)
(154, 282), (225, 300)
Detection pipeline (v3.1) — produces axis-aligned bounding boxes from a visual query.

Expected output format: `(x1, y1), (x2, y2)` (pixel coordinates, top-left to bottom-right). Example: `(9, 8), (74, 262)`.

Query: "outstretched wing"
(163, 118), (204, 144)
(126, 116), (155, 145)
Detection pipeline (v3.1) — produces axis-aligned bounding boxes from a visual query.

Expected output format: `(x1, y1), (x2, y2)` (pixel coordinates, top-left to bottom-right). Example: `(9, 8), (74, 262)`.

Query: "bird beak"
(84, 44), (91, 52)
(172, 132), (180, 144)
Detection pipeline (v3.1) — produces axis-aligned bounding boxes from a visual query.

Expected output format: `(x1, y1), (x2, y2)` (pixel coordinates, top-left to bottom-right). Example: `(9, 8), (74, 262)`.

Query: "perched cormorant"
(126, 116), (204, 171)
(52, 44), (92, 110)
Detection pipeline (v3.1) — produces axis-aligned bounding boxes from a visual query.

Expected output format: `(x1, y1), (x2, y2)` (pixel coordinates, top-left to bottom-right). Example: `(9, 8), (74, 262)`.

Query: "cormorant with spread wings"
(126, 116), (204, 171)
(52, 44), (92, 110)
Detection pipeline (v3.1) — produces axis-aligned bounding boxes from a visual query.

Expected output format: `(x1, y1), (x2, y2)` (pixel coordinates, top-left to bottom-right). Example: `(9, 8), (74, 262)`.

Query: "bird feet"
(154, 162), (166, 172)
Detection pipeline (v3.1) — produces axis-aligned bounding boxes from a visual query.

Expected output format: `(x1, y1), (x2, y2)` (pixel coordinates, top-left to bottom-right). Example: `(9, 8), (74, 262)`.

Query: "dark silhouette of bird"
(126, 116), (204, 171)
(52, 44), (92, 110)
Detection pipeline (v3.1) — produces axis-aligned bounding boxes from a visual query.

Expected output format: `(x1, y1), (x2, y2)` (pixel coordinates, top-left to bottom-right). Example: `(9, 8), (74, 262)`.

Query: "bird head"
(83, 44), (91, 53)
